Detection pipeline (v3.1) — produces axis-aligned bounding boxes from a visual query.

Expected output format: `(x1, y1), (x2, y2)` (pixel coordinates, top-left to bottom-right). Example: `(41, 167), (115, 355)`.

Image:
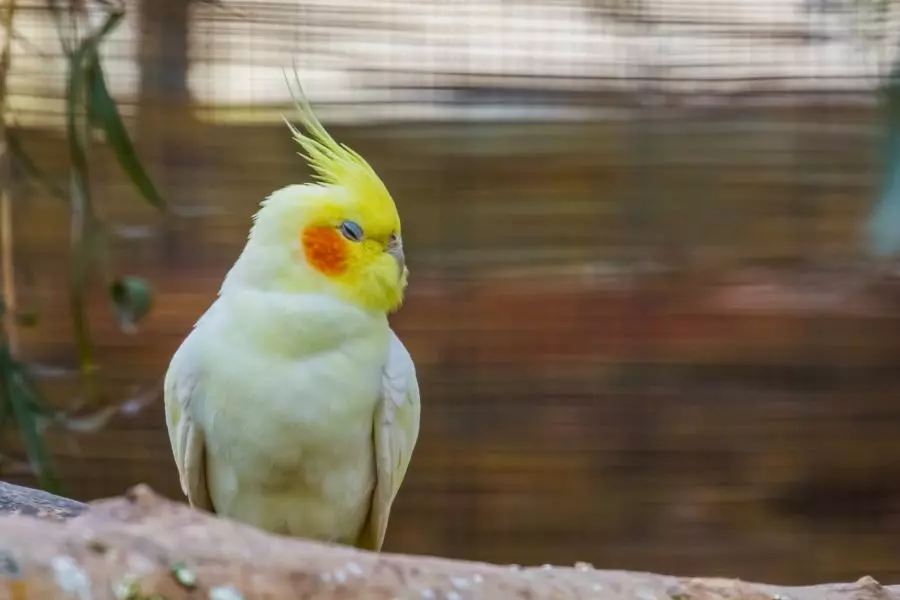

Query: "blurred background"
(4, 0), (900, 586)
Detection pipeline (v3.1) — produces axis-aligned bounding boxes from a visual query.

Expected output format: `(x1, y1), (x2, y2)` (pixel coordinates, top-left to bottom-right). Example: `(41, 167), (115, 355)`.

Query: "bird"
(163, 72), (420, 551)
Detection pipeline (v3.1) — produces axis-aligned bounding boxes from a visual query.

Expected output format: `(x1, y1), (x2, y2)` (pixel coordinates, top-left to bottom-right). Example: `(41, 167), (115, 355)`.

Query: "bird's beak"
(387, 237), (405, 277)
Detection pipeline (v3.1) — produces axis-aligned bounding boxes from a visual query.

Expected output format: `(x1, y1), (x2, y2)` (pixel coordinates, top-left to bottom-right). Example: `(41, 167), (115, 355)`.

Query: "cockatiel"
(163, 76), (420, 551)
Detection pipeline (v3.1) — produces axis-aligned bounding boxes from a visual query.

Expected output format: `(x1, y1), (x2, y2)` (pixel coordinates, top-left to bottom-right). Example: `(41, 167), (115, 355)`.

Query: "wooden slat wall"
(4, 105), (900, 586)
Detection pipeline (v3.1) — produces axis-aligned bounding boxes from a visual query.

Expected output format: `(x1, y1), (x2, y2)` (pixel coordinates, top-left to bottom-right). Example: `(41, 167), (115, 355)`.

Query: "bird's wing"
(163, 338), (215, 512)
(357, 330), (421, 551)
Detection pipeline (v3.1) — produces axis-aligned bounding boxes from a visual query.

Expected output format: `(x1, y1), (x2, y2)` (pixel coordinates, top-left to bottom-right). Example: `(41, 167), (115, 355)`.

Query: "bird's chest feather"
(196, 337), (387, 541)
(200, 337), (386, 477)
(178, 281), (396, 539)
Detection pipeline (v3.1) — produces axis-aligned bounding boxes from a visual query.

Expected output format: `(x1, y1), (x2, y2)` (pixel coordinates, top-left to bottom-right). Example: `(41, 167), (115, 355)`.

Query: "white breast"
(187, 290), (390, 542)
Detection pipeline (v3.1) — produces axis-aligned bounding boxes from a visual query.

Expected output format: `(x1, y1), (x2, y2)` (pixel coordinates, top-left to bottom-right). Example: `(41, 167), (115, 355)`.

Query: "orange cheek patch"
(302, 226), (349, 276)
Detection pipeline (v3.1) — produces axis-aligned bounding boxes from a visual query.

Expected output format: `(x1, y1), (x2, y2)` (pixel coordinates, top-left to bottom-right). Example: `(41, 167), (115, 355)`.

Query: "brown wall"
(6, 108), (900, 584)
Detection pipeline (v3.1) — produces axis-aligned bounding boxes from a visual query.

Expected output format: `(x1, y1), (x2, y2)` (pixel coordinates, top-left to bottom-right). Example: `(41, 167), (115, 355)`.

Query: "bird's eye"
(339, 220), (364, 242)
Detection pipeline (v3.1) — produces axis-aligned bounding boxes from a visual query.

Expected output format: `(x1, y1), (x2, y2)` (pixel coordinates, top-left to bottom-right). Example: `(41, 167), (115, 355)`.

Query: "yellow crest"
(281, 68), (392, 209)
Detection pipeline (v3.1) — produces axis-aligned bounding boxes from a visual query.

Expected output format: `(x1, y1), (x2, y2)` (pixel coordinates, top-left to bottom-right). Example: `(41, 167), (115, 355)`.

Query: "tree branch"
(0, 0), (20, 356)
(0, 483), (896, 599)
(0, 481), (86, 520)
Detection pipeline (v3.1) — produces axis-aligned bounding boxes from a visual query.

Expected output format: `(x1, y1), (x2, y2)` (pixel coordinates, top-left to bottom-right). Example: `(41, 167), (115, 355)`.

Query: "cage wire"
(4, 0), (900, 583)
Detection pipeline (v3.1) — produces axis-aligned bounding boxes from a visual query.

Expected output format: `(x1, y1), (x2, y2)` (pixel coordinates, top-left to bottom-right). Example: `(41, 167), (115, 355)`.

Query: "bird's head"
(228, 78), (407, 314)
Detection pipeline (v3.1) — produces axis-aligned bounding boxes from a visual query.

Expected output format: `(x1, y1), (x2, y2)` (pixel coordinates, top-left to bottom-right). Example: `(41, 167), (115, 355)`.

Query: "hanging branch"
(0, 0), (172, 492)
(0, 0), (18, 354)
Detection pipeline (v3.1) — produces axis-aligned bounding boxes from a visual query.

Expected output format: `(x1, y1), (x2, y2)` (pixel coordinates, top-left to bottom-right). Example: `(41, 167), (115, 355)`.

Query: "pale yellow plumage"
(163, 76), (420, 550)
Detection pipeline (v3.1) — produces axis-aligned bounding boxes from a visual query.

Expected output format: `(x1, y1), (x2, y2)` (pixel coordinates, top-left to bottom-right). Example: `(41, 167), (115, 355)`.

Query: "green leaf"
(0, 347), (63, 494)
(0, 351), (61, 422)
(14, 361), (58, 419)
(6, 128), (68, 202)
(0, 369), (9, 434)
(65, 9), (125, 388)
(109, 276), (153, 332)
(66, 8), (125, 204)
(86, 58), (166, 211)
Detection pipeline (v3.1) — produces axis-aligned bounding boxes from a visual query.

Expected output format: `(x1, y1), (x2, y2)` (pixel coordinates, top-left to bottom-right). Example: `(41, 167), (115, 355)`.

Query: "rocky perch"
(0, 483), (896, 599)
